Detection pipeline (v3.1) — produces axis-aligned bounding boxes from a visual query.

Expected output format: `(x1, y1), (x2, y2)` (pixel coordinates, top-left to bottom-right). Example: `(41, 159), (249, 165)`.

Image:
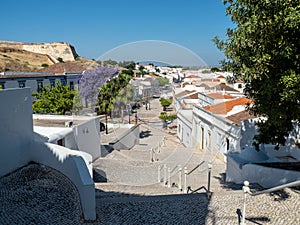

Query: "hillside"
(0, 41), (81, 72)
(0, 47), (54, 71)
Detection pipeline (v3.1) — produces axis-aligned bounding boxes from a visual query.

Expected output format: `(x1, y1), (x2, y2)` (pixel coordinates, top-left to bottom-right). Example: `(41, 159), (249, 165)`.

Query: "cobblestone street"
(1, 164), (299, 224)
(0, 98), (299, 224)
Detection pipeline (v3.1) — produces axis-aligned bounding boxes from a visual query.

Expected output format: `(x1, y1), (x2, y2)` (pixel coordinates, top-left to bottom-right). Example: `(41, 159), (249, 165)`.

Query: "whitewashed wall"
(177, 111), (193, 147)
(0, 88), (33, 176)
(74, 117), (101, 161)
(0, 88), (96, 220)
(192, 105), (240, 159)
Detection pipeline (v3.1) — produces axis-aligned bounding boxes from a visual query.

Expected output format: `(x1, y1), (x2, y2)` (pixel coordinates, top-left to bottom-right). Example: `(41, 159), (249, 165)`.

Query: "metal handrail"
(241, 180), (300, 225)
(249, 180), (300, 196)
(187, 161), (205, 176)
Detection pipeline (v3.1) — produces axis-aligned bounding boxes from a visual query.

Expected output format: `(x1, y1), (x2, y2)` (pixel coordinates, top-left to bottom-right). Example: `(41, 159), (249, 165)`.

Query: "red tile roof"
(206, 92), (235, 100)
(201, 78), (220, 82)
(217, 75), (225, 79)
(204, 97), (253, 114)
(184, 92), (198, 99)
(175, 90), (197, 98)
(39, 61), (92, 74)
(147, 73), (160, 78)
(213, 83), (239, 92)
(185, 75), (199, 78)
(226, 110), (258, 125)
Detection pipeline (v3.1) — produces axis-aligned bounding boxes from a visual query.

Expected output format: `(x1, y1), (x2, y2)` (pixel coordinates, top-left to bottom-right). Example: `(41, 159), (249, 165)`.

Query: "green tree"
(211, 67), (220, 72)
(57, 57), (64, 63)
(214, 0), (300, 149)
(156, 77), (169, 86)
(32, 81), (81, 115)
(159, 112), (177, 128)
(97, 72), (135, 128)
(160, 98), (172, 111)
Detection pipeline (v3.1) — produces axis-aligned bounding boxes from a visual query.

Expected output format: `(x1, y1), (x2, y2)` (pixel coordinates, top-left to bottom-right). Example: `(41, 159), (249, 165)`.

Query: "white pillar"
(183, 167), (188, 193)
(241, 181), (250, 225)
(178, 166), (182, 190)
(167, 167), (171, 188)
(158, 165), (161, 183)
(163, 164), (167, 186)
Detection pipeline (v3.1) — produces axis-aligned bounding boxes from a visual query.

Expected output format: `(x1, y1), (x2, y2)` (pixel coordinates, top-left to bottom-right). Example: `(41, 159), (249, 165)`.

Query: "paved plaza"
(0, 98), (299, 224)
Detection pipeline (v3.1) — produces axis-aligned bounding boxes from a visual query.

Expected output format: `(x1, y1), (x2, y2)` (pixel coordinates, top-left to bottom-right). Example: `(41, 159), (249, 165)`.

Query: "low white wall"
(30, 141), (96, 220)
(0, 88), (33, 176)
(226, 154), (300, 189)
(109, 124), (140, 150)
(74, 117), (101, 161)
(0, 88), (96, 221)
(242, 164), (300, 188)
(226, 156), (243, 183)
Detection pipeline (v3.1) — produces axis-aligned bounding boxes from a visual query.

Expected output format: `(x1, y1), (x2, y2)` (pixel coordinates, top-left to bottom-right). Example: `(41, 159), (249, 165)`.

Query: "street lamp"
(127, 104), (131, 124)
(135, 109), (138, 124)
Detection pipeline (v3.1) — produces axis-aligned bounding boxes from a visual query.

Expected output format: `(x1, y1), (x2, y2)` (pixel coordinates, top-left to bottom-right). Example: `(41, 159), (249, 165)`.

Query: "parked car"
(152, 92), (161, 98)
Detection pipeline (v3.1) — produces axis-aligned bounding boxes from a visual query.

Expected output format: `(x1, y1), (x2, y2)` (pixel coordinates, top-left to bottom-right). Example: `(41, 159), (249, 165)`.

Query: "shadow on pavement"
(94, 190), (211, 225)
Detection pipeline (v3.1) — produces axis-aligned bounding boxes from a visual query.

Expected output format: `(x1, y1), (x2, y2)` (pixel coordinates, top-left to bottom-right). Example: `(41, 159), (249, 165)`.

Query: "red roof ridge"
(204, 97), (253, 114)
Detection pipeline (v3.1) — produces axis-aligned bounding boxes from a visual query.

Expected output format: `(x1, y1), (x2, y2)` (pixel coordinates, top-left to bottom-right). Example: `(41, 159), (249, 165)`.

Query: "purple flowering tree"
(78, 66), (119, 103)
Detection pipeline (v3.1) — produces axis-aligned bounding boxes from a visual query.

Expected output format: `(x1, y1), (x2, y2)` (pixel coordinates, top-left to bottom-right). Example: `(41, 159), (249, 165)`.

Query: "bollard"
(241, 181), (251, 225)
(158, 165), (161, 183)
(178, 166), (182, 190)
(183, 167), (188, 193)
(167, 168), (171, 188)
(150, 148), (153, 162)
(163, 164), (167, 186)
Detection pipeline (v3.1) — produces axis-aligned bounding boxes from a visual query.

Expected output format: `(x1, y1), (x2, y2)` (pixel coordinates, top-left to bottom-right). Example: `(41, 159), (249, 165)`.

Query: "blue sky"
(0, 0), (233, 66)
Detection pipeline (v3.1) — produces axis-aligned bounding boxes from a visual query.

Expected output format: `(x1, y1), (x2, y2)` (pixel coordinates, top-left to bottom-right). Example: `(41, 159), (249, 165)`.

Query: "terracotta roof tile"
(201, 78), (220, 82)
(213, 83), (238, 92)
(39, 61), (91, 74)
(184, 92), (198, 99)
(226, 110), (258, 125)
(147, 73), (159, 78)
(204, 97), (253, 114)
(185, 75), (199, 78)
(206, 92), (235, 100)
(175, 90), (196, 98)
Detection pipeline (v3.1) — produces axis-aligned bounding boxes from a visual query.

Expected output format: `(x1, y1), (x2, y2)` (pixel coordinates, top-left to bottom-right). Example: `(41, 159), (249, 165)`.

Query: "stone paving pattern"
(1, 98), (300, 224)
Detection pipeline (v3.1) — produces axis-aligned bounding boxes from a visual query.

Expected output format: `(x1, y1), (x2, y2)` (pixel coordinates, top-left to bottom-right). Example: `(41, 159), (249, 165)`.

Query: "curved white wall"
(0, 88), (96, 221)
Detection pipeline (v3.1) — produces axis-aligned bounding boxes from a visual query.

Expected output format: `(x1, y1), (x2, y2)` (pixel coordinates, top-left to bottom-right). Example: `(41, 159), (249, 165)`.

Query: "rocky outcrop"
(0, 41), (78, 62)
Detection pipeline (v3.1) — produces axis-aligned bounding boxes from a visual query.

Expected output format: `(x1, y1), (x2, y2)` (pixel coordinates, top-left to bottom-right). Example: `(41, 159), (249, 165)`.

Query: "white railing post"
(158, 165), (161, 183)
(167, 167), (171, 188)
(163, 164), (167, 186)
(183, 167), (188, 193)
(241, 181), (250, 225)
(150, 148), (153, 162)
(178, 165), (182, 190)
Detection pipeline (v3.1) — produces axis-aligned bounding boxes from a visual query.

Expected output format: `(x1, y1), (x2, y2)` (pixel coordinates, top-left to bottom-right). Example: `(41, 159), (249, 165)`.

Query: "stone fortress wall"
(0, 41), (78, 63)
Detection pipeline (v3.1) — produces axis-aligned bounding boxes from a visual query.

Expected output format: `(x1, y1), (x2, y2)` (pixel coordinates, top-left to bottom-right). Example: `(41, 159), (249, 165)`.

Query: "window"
(49, 79), (55, 87)
(60, 78), (66, 86)
(226, 138), (230, 151)
(37, 80), (43, 93)
(69, 81), (74, 90)
(18, 80), (26, 88)
(207, 131), (211, 150)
